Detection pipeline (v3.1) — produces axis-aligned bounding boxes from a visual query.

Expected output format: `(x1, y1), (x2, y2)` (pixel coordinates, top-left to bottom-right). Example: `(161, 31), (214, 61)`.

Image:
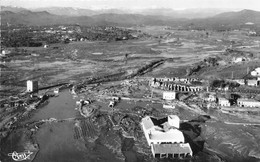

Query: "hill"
(1, 8), (260, 29)
(136, 8), (231, 19)
(0, 10), (95, 26)
(91, 13), (180, 26)
(1, 6), (28, 13)
(32, 7), (97, 16)
(212, 9), (260, 23)
(3, 6), (236, 19)
(0, 10), (179, 26)
(182, 9), (260, 30)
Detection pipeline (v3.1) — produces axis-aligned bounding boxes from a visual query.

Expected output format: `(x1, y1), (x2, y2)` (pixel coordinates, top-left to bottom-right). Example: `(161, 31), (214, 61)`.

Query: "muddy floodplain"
(1, 28), (260, 162)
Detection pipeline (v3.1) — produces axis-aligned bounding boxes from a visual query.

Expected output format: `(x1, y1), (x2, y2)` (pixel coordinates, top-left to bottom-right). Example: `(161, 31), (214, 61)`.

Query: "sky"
(2, 0), (260, 11)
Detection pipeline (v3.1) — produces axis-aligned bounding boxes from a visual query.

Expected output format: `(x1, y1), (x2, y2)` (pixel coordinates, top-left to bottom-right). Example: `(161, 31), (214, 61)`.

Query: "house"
(223, 86), (229, 91)
(251, 67), (260, 76)
(237, 98), (260, 107)
(163, 91), (176, 100)
(207, 94), (216, 102)
(234, 57), (246, 63)
(108, 101), (116, 108)
(54, 88), (59, 94)
(112, 96), (120, 101)
(140, 115), (192, 159)
(27, 80), (38, 92)
(218, 98), (230, 107)
(247, 79), (258, 86)
(1, 49), (11, 55)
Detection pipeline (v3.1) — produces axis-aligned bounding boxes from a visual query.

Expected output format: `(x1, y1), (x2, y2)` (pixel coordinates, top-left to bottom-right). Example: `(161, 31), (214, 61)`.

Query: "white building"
(108, 101), (116, 108)
(151, 143), (192, 158)
(237, 99), (260, 107)
(1, 49), (11, 55)
(234, 57), (246, 63)
(207, 94), (216, 102)
(218, 98), (230, 107)
(140, 115), (192, 158)
(163, 91), (176, 100)
(251, 67), (260, 76)
(247, 79), (259, 86)
(27, 80), (38, 92)
(54, 88), (59, 94)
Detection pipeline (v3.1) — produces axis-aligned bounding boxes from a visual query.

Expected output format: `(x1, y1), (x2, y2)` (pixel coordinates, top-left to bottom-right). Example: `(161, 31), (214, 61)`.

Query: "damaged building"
(140, 115), (193, 159)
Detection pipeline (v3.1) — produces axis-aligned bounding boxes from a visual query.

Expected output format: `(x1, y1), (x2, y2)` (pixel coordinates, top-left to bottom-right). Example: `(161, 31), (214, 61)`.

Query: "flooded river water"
(30, 90), (122, 162)
(29, 90), (79, 121)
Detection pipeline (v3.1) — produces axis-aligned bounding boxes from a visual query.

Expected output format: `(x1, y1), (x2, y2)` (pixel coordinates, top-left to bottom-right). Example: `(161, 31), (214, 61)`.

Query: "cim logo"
(8, 150), (33, 161)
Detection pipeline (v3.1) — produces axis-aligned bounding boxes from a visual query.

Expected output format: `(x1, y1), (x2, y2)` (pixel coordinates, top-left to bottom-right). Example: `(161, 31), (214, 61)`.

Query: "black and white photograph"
(1, 0), (260, 161)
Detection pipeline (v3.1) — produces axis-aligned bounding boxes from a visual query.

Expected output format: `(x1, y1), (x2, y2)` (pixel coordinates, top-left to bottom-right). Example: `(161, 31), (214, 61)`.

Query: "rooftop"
(237, 98), (260, 102)
(150, 129), (184, 141)
(141, 116), (168, 130)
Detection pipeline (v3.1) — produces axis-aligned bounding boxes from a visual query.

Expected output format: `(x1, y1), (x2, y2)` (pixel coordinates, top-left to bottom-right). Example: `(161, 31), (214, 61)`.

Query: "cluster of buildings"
(233, 67), (260, 87)
(205, 93), (260, 108)
(0, 99), (26, 108)
(156, 73), (260, 108)
(218, 97), (260, 108)
(0, 80), (48, 109)
(141, 115), (192, 159)
(150, 78), (205, 92)
(233, 78), (260, 87)
(153, 77), (201, 84)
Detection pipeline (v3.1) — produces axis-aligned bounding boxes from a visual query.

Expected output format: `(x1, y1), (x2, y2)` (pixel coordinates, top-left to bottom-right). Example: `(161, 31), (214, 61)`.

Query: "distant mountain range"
(0, 10), (174, 26)
(1, 6), (28, 13)
(188, 9), (260, 29)
(0, 6), (239, 18)
(30, 7), (233, 19)
(1, 6), (260, 28)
